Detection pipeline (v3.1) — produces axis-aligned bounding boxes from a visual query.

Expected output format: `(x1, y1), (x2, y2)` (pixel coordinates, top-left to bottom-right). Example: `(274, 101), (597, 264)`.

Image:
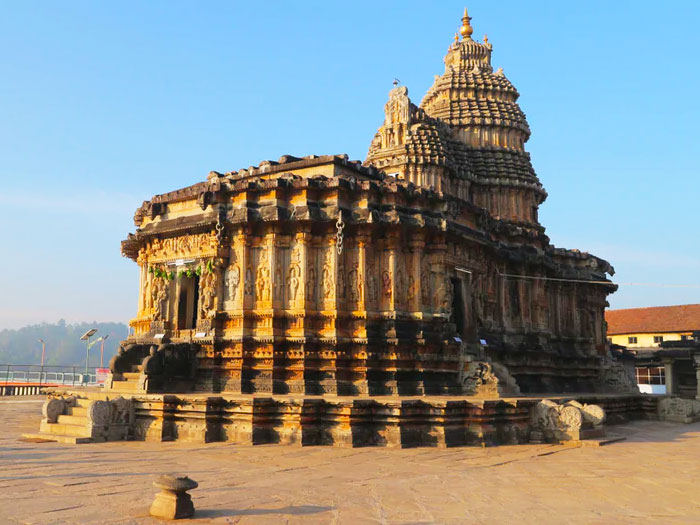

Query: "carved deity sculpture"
(151, 276), (168, 321)
(322, 250), (334, 299)
(274, 258), (283, 302)
(395, 265), (406, 306)
(407, 275), (416, 304)
(432, 272), (445, 311)
(143, 272), (153, 310)
(287, 263), (301, 302)
(256, 265), (271, 302)
(199, 270), (217, 319)
(225, 265), (241, 302)
(348, 263), (361, 303)
(244, 266), (253, 297)
(337, 260), (346, 299)
(256, 248), (271, 302)
(420, 259), (430, 306)
(444, 277), (454, 315)
(366, 263), (377, 305)
(306, 267), (316, 302)
(382, 270), (392, 299)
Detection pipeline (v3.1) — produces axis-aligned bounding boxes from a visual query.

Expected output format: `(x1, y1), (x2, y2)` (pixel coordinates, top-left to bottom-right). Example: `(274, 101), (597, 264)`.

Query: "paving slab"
(1, 396), (700, 524)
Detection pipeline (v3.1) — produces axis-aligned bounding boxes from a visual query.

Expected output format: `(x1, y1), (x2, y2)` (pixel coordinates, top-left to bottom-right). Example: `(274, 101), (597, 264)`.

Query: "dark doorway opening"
(177, 274), (200, 330)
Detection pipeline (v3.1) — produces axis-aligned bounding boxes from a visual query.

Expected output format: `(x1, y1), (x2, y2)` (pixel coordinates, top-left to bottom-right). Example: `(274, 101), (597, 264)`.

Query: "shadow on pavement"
(195, 505), (334, 518)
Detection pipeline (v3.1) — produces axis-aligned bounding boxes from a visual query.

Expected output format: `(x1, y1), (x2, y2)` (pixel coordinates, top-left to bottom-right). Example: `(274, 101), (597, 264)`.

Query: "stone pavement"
(1, 397), (699, 524)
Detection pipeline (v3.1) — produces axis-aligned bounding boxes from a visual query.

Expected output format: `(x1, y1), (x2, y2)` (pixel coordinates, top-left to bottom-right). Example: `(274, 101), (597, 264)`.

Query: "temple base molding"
(27, 388), (658, 447)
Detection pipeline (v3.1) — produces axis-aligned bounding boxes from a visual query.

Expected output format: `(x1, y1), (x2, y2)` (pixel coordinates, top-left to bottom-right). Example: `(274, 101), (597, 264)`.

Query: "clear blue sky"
(1, 1), (699, 330)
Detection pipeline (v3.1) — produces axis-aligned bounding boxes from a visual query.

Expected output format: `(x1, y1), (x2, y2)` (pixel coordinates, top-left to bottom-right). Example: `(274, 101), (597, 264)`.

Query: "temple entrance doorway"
(451, 277), (466, 337)
(177, 274), (199, 330)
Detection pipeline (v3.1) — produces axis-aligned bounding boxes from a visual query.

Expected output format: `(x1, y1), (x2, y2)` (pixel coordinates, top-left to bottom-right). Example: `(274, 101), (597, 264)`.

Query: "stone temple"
(30, 10), (644, 447)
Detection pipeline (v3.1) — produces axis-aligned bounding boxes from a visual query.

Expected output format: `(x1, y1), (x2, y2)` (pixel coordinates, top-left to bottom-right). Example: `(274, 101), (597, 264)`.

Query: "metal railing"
(0, 364), (100, 391)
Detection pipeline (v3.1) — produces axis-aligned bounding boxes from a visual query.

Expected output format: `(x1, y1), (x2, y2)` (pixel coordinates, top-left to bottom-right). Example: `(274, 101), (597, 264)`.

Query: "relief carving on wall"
(145, 233), (217, 263)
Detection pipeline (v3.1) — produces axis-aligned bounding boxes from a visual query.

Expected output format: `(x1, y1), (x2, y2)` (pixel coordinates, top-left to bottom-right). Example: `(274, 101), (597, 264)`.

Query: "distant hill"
(0, 320), (128, 367)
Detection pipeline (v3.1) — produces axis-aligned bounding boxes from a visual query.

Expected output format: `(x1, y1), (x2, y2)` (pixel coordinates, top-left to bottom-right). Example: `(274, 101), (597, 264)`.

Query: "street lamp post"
(80, 329), (98, 384)
(37, 338), (46, 385)
(100, 334), (109, 368)
(37, 339), (46, 367)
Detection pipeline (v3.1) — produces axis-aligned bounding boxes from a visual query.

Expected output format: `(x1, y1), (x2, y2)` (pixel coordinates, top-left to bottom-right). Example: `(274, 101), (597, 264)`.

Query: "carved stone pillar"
(519, 279), (530, 330)
(662, 358), (676, 396)
(385, 232), (399, 314)
(137, 263), (147, 315)
(243, 232), (255, 311)
(321, 238), (336, 312)
(231, 229), (245, 311)
(270, 231), (284, 310)
(356, 231), (369, 312)
(255, 234), (273, 310)
(306, 235), (321, 311)
(292, 230), (309, 311)
(693, 352), (700, 401)
(497, 264), (507, 328)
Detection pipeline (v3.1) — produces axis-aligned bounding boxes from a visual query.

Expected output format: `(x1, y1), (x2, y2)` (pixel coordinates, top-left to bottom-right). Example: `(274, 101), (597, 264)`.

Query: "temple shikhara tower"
(30, 10), (641, 447)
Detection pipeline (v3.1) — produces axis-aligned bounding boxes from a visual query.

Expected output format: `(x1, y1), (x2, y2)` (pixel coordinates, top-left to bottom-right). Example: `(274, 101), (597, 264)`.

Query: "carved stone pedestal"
(150, 475), (198, 520)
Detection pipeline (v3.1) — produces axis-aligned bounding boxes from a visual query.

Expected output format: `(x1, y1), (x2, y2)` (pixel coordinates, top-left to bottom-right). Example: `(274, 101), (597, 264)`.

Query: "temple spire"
(460, 7), (474, 40)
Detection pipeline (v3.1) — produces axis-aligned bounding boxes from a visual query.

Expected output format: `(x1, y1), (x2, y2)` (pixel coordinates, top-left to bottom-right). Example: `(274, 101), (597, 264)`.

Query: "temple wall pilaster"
(408, 234), (425, 314)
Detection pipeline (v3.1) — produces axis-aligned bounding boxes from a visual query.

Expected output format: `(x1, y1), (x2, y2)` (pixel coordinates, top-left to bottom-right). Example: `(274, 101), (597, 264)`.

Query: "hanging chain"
(336, 212), (344, 255)
(215, 206), (225, 245)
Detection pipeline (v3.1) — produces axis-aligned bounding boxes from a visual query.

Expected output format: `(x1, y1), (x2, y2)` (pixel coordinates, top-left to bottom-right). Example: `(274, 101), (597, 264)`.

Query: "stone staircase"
(38, 397), (96, 443)
(23, 393), (135, 444)
(108, 368), (144, 393)
(107, 341), (199, 394)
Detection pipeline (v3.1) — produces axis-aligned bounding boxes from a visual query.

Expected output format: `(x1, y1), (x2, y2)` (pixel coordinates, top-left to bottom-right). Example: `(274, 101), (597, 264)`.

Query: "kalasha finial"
(460, 7), (473, 40)
(484, 34), (488, 44)
(454, 33), (459, 43)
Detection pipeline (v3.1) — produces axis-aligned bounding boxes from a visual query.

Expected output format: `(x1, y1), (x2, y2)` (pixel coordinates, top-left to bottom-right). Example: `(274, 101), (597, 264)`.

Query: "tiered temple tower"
(367, 8), (546, 229)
